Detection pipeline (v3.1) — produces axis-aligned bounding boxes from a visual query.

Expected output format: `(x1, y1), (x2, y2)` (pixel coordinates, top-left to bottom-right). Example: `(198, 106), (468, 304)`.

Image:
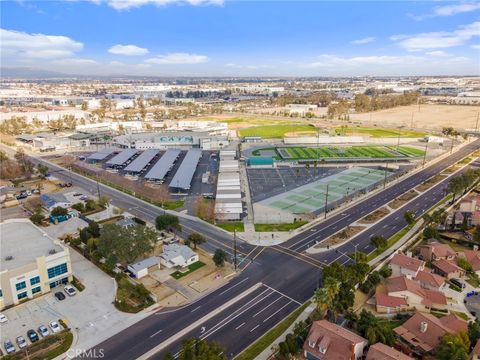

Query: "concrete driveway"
(0, 247), (153, 356)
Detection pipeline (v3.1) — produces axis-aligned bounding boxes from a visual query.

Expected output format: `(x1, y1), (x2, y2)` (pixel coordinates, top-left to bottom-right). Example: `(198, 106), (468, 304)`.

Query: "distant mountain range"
(1, 67), (70, 78)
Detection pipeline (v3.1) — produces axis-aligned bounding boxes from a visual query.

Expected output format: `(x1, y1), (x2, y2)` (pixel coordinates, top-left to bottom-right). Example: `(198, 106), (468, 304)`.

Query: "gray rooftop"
(106, 149), (138, 166)
(87, 148), (117, 161)
(0, 220), (64, 271)
(123, 149), (159, 173)
(144, 149), (181, 180)
(169, 149), (202, 190)
(161, 244), (197, 262)
(128, 256), (159, 272)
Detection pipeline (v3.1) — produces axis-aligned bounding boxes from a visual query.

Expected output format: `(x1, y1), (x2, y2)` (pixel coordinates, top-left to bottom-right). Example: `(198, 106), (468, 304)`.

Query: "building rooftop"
(414, 270), (445, 288)
(432, 258), (463, 274)
(144, 149), (181, 180)
(106, 149), (138, 166)
(128, 256), (159, 272)
(366, 343), (413, 360)
(161, 244), (197, 262)
(386, 275), (446, 306)
(169, 149), (202, 190)
(0, 220), (64, 271)
(390, 253), (424, 272)
(123, 149), (159, 173)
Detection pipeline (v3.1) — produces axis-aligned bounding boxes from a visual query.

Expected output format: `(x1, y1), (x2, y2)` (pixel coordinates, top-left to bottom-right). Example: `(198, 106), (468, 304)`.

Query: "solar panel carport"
(87, 148), (117, 162)
(144, 149), (181, 181)
(124, 149), (159, 174)
(169, 149), (202, 190)
(106, 149), (138, 167)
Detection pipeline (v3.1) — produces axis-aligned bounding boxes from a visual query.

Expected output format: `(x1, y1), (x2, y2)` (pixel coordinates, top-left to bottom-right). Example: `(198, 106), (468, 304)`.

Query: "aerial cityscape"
(1, 1), (480, 360)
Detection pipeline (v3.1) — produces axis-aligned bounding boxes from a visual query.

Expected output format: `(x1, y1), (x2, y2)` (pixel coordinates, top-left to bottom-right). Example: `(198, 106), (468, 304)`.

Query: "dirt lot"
(348, 104), (480, 131)
(358, 207), (390, 224)
(389, 190), (418, 209)
(416, 174), (447, 192)
(315, 225), (366, 248)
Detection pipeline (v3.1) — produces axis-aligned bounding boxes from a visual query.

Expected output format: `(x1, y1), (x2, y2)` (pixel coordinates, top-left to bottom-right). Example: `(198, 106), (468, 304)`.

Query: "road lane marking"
(219, 277), (250, 296)
(250, 325), (259, 332)
(235, 322), (245, 330)
(263, 302), (292, 323)
(263, 284), (302, 305)
(191, 306), (201, 313)
(149, 329), (162, 338)
(252, 296), (283, 318)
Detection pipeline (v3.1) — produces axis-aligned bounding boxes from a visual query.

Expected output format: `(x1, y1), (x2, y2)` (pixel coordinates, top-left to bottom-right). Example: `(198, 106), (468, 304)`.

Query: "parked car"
(16, 193), (28, 200)
(0, 313), (7, 323)
(451, 278), (466, 289)
(27, 329), (39, 343)
(38, 325), (50, 337)
(64, 285), (76, 296)
(16, 336), (27, 349)
(73, 193), (83, 197)
(25, 190), (32, 196)
(54, 291), (66, 301)
(32, 188), (40, 194)
(49, 321), (61, 333)
(4, 340), (15, 354)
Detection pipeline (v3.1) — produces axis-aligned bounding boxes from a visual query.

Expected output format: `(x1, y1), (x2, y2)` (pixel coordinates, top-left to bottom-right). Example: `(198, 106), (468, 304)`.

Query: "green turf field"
(335, 126), (425, 138)
(239, 124), (316, 138)
(252, 145), (424, 160)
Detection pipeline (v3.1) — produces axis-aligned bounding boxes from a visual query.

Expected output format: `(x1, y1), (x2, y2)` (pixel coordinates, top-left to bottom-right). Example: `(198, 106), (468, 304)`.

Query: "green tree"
(98, 224), (156, 265)
(404, 211), (415, 225)
(71, 202), (85, 213)
(29, 211), (44, 225)
(37, 164), (49, 177)
(177, 338), (227, 360)
(457, 257), (472, 272)
(187, 233), (206, 249)
(85, 199), (97, 211)
(314, 277), (340, 319)
(423, 225), (439, 240)
(370, 235), (387, 249)
(468, 320), (480, 348)
(213, 249), (227, 267)
(436, 332), (470, 360)
(357, 310), (395, 346)
(98, 195), (109, 207)
(51, 206), (68, 216)
(155, 214), (181, 232)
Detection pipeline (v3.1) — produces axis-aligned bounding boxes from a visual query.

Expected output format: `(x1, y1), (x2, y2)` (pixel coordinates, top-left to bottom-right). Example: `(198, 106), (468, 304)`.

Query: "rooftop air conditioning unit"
(5, 256), (14, 261)
(48, 249), (57, 255)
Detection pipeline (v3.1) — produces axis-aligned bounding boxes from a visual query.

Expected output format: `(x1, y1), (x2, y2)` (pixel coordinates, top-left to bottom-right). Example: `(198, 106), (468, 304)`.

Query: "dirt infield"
(349, 104), (480, 131)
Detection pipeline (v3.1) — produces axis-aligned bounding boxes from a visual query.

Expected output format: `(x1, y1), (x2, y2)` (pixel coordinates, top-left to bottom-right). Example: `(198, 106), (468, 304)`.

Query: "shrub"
(51, 206), (68, 217)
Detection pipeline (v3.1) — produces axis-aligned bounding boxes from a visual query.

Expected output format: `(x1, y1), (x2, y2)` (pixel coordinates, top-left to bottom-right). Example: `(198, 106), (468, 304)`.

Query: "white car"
(64, 285), (76, 296)
(38, 325), (49, 337)
(49, 321), (61, 333)
(16, 336), (27, 349)
(0, 313), (8, 323)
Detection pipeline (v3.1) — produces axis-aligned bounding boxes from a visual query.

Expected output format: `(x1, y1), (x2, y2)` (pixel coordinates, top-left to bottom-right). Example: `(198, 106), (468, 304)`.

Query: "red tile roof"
(414, 270), (445, 288)
(390, 253), (424, 272)
(386, 276), (446, 306)
(432, 258), (463, 274)
(376, 293), (408, 308)
(366, 343), (413, 360)
(463, 250), (480, 271)
(424, 241), (456, 259)
(304, 320), (367, 360)
(474, 339), (480, 355)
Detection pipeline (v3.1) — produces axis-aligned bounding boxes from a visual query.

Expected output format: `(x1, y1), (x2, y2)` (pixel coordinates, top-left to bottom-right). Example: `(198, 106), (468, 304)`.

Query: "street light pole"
(324, 184), (329, 220)
(383, 162), (388, 189)
(422, 140), (429, 168)
(233, 223), (237, 272)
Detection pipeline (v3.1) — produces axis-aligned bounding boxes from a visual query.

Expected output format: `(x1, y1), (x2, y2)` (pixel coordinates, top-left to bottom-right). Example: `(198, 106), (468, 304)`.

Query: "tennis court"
(257, 167), (387, 215)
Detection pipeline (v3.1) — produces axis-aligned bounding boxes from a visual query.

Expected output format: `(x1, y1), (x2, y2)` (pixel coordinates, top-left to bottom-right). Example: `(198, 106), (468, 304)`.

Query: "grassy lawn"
(170, 261), (206, 279)
(162, 199), (185, 210)
(466, 273), (480, 288)
(71, 276), (85, 292)
(254, 221), (308, 232)
(115, 276), (154, 313)
(367, 223), (415, 261)
(235, 302), (311, 360)
(337, 126), (425, 138)
(239, 124), (316, 138)
(217, 222), (245, 232)
(4, 330), (73, 360)
(453, 311), (470, 321)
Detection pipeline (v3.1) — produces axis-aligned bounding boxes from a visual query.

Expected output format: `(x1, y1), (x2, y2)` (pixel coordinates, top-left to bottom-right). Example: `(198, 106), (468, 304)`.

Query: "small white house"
(160, 244), (199, 268)
(127, 256), (160, 279)
(40, 193), (72, 212)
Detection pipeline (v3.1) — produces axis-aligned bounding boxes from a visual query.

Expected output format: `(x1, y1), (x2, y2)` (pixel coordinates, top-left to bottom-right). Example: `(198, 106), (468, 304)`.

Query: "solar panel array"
(144, 149), (181, 180)
(106, 149), (138, 166)
(87, 148), (117, 161)
(124, 149), (159, 173)
(169, 149), (202, 190)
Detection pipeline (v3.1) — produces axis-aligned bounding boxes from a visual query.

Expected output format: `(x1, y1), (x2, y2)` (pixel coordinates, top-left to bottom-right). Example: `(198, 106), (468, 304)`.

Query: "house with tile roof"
(432, 258), (466, 279)
(394, 312), (468, 356)
(460, 249), (480, 275)
(365, 343), (413, 360)
(303, 320), (368, 360)
(471, 338), (480, 360)
(419, 240), (456, 262)
(390, 253), (425, 279)
(414, 270), (446, 291)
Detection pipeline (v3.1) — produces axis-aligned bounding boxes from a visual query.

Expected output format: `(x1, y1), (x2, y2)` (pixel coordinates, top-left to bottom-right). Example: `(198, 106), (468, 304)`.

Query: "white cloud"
(410, 3), (480, 20)
(425, 50), (449, 57)
(0, 28), (83, 59)
(52, 58), (99, 66)
(305, 54), (424, 68)
(95, 0), (223, 10)
(146, 52), (209, 64)
(351, 37), (375, 45)
(392, 21), (480, 51)
(472, 44), (480, 50)
(108, 44), (149, 56)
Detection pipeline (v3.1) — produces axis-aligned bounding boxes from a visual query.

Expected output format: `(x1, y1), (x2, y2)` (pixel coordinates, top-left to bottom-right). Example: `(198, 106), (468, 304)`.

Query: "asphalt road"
(3, 140), (479, 359)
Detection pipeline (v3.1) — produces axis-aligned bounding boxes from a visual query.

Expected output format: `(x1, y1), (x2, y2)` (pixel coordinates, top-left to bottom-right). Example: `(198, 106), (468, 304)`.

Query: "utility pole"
(233, 223), (237, 271)
(475, 112), (479, 134)
(422, 140), (429, 168)
(396, 129), (401, 151)
(383, 162), (388, 189)
(324, 184), (329, 219)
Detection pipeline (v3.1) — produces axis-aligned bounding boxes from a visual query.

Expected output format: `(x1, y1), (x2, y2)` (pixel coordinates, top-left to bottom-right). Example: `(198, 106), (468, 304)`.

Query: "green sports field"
(239, 124), (316, 139)
(335, 126), (426, 138)
(253, 145), (424, 160)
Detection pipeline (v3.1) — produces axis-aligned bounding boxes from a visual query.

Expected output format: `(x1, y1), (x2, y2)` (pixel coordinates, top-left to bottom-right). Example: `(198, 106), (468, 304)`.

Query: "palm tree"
(313, 277), (340, 319)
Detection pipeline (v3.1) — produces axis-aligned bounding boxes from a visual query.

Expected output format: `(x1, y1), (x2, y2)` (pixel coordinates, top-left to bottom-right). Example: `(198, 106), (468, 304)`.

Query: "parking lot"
(0, 248), (150, 355)
(247, 166), (344, 202)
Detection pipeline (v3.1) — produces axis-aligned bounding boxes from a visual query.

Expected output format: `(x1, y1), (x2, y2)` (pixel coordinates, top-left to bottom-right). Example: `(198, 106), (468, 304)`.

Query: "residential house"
(414, 270), (446, 291)
(375, 293), (411, 314)
(127, 256), (160, 279)
(432, 258), (466, 279)
(159, 244), (199, 268)
(116, 218), (137, 229)
(394, 312), (468, 356)
(365, 343), (413, 360)
(446, 211), (465, 229)
(303, 320), (368, 360)
(389, 253), (425, 278)
(40, 193), (72, 212)
(384, 276), (447, 311)
(461, 250), (480, 275)
(419, 241), (456, 262)
(471, 339), (480, 360)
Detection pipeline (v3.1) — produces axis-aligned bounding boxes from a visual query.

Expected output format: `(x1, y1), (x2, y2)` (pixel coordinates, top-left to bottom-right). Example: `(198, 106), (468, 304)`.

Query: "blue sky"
(1, 0), (479, 76)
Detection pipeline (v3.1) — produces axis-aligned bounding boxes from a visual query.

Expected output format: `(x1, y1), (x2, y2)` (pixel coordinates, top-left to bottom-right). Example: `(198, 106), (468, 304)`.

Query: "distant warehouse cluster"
(215, 150), (243, 221)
